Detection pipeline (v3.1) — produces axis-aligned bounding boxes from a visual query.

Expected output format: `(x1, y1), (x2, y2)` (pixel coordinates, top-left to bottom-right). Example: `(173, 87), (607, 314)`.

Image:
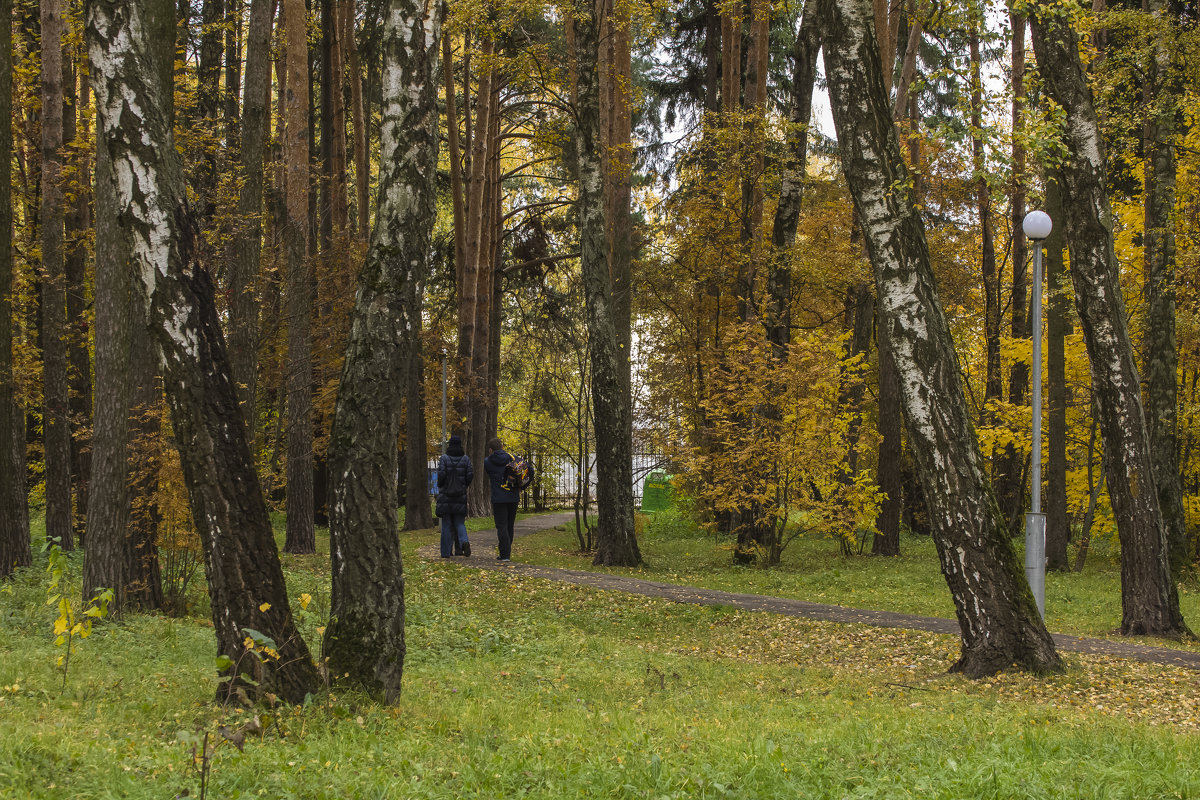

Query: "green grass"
(515, 510), (1200, 650)
(2, 511), (1199, 798)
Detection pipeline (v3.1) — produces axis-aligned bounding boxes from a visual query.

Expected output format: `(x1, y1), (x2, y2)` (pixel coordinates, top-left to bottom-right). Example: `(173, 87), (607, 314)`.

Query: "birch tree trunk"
(41, 0), (74, 550)
(325, 0), (444, 702)
(572, 0), (640, 567)
(1028, 2), (1187, 636)
(821, 0), (1061, 676)
(282, 0), (315, 553)
(87, 0), (318, 703)
(0, 0), (31, 577)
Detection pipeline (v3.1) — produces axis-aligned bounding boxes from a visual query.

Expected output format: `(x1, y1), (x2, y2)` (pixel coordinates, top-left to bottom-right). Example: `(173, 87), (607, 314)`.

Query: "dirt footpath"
(419, 512), (1200, 671)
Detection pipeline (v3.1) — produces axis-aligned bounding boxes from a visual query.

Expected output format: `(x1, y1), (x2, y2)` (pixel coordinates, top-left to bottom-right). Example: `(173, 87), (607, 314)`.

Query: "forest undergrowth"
(0, 512), (1198, 799)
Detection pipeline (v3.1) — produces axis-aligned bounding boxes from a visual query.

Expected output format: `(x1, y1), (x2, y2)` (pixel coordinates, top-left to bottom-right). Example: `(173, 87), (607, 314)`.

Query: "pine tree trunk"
(228, 0), (274, 432)
(1028, 2), (1187, 636)
(325, 0), (444, 702)
(345, 1), (368, 237)
(282, 0), (314, 554)
(572, 0), (640, 568)
(996, 12), (1028, 534)
(41, 0), (74, 551)
(64, 62), (92, 542)
(1044, 179), (1071, 571)
(1142, 0), (1188, 578)
(82, 127), (136, 612)
(404, 317), (434, 531)
(821, 0), (1060, 676)
(874, 305), (902, 556)
(87, 0), (318, 702)
(0, 0), (31, 577)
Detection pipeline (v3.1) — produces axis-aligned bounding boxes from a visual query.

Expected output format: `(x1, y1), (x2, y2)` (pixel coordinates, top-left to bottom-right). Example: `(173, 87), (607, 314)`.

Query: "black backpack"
(502, 455), (534, 492)
(441, 456), (467, 498)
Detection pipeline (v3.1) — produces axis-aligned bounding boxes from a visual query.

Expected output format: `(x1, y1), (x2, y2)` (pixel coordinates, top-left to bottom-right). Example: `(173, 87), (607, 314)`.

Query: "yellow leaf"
(259, 603), (271, 612)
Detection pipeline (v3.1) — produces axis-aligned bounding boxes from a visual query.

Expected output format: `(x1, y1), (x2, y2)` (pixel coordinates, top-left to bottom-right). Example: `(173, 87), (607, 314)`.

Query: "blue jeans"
(440, 514), (468, 557)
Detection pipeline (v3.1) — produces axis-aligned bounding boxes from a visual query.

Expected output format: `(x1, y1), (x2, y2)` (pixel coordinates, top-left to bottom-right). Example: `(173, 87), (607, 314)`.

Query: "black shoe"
(462, 543), (471, 557)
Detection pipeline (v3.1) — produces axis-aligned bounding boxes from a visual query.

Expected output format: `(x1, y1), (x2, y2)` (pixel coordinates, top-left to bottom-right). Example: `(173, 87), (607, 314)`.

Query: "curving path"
(419, 512), (1200, 672)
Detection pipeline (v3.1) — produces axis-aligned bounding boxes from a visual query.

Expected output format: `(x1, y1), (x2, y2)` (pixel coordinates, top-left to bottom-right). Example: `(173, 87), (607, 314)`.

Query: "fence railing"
(428, 452), (670, 508)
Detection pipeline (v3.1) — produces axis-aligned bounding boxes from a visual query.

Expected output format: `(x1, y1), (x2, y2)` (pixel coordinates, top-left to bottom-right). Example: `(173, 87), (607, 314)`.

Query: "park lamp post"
(1022, 209), (1052, 619)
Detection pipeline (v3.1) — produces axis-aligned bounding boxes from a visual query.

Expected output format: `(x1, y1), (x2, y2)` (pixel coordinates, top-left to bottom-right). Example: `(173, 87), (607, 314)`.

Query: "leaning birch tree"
(1027, 0), (1187, 637)
(324, 0), (445, 702)
(819, 0), (1062, 677)
(86, 0), (318, 702)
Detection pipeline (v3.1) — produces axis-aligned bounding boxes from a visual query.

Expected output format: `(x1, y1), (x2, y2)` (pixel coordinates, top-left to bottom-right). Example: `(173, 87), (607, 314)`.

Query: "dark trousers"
(493, 502), (517, 559)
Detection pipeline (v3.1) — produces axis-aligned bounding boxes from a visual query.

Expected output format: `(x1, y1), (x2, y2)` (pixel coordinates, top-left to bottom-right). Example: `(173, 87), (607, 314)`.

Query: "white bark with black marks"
(820, 0), (1061, 676)
(325, 0), (445, 703)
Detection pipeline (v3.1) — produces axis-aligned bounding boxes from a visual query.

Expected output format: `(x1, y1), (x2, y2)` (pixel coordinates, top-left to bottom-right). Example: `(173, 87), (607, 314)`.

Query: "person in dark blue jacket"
(436, 435), (474, 557)
(484, 437), (520, 561)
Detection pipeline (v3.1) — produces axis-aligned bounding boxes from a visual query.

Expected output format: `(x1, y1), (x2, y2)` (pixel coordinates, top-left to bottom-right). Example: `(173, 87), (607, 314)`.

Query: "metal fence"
(428, 451), (670, 507)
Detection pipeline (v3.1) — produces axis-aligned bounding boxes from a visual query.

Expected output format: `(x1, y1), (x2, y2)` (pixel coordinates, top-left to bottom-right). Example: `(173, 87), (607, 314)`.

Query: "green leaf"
(215, 655), (235, 672)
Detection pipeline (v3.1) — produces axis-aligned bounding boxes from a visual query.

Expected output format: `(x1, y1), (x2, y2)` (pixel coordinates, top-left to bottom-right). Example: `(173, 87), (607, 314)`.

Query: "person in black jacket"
(436, 435), (474, 557)
(483, 437), (520, 561)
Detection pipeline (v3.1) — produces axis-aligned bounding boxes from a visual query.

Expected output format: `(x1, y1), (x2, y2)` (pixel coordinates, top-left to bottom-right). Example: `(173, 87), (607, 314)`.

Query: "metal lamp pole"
(1022, 210), (1052, 619)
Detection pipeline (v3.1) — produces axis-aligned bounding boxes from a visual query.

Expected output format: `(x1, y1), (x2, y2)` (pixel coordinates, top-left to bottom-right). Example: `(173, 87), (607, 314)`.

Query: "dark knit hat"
(448, 435), (462, 448)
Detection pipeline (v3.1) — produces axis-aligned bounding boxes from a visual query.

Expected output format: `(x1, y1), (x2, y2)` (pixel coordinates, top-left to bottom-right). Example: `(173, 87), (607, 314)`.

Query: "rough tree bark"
(87, 0), (318, 702)
(228, 0), (275, 432)
(0, 0), (31, 577)
(404, 312), (435, 531)
(325, 0), (444, 702)
(282, 0), (315, 553)
(820, 0), (1061, 676)
(1044, 179), (1071, 571)
(41, 0), (74, 550)
(1142, 0), (1188, 578)
(572, 0), (640, 567)
(996, 11), (1029, 534)
(1028, 1), (1188, 636)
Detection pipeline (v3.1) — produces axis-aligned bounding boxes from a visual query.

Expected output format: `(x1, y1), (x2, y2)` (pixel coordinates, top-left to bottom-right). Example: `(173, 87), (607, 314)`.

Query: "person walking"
(436, 435), (473, 557)
(484, 437), (519, 561)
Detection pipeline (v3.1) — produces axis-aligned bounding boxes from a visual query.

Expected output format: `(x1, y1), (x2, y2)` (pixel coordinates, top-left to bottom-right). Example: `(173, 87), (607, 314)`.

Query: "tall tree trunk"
(325, 0), (444, 702)
(224, 0), (241, 150)
(282, 0), (314, 553)
(720, 0), (741, 115)
(996, 11), (1029, 533)
(970, 28), (1000, 411)
(344, 0), (368, 237)
(41, 0), (73, 551)
(821, 0), (1061, 676)
(874, 303), (903, 556)
(444, 36), (466, 282)
(197, 0), (223, 212)
(228, 0), (274, 432)
(602, 0), (633, 408)
(404, 312), (434, 531)
(64, 56), (93, 542)
(572, 0), (640, 567)
(87, 0), (318, 702)
(1044, 178), (1071, 571)
(1142, 0), (1188, 578)
(767, 0), (819, 357)
(0, 0), (31, 577)
(1028, 2), (1187, 637)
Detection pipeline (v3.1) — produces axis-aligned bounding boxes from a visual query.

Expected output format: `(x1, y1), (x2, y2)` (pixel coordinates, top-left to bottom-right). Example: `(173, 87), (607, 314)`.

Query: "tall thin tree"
(572, 0), (640, 567)
(1028, 0), (1188, 636)
(41, 0), (73, 550)
(282, 0), (315, 553)
(820, 0), (1061, 676)
(325, 0), (445, 702)
(0, 0), (32, 578)
(87, 0), (318, 702)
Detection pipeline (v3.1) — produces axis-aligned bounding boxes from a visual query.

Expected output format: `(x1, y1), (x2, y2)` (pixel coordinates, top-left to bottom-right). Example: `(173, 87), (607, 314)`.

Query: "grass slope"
(0, 512), (1197, 799)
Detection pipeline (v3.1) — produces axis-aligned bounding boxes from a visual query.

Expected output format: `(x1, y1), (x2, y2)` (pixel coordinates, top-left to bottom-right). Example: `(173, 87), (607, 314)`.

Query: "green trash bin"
(641, 471), (674, 513)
